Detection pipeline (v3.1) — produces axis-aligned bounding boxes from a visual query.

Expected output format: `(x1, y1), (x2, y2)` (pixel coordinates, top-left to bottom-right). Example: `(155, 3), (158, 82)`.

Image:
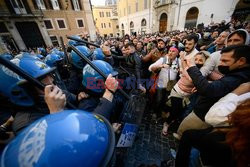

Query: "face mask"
(218, 65), (230, 74)
(195, 64), (203, 69)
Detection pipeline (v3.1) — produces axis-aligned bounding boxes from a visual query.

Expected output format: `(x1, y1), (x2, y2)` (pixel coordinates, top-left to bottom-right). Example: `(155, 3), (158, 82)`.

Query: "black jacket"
(78, 97), (114, 120)
(187, 66), (250, 121)
(123, 52), (142, 81)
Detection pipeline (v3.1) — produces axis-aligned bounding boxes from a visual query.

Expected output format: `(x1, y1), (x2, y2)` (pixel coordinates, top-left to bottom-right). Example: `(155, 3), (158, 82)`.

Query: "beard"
(158, 47), (164, 51)
(185, 46), (194, 53)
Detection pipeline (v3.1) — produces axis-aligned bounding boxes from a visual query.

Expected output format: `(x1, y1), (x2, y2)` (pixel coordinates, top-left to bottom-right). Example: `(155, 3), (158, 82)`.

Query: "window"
(50, 35), (59, 46)
(50, 0), (60, 10)
(44, 19), (54, 29)
(101, 23), (103, 28)
(104, 23), (106, 28)
(116, 25), (119, 29)
(72, 0), (80, 11)
(130, 21), (134, 34)
(161, 0), (166, 4)
(128, 6), (131, 14)
(10, 0), (27, 14)
(109, 23), (111, 28)
(106, 12), (109, 17)
(36, 0), (46, 9)
(56, 19), (67, 29)
(136, 2), (138, 12)
(110, 33), (113, 37)
(141, 19), (146, 26)
(76, 19), (84, 28)
(130, 21), (134, 28)
(102, 12), (104, 17)
(144, 0), (148, 9)
(99, 12), (102, 17)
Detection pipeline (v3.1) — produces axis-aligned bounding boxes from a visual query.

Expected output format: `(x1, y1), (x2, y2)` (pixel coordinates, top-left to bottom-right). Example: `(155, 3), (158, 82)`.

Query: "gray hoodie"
(225, 29), (250, 46)
(200, 29), (250, 77)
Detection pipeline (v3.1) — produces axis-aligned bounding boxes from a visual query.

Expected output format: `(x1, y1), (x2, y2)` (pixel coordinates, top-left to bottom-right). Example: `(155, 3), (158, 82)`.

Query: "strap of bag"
(162, 56), (167, 65)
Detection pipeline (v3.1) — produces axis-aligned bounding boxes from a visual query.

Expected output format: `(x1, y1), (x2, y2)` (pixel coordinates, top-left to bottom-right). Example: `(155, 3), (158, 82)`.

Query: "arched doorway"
(159, 13), (167, 33)
(141, 19), (147, 35)
(184, 7), (199, 29)
(121, 23), (125, 36)
(130, 21), (134, 35)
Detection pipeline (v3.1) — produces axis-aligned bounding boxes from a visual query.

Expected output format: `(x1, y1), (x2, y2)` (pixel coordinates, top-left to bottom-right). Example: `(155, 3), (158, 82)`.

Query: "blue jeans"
(189, 148), (202, 167)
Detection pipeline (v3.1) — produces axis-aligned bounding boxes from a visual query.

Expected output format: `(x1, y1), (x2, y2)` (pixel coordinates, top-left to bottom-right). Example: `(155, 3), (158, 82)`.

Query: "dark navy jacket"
(187, 66), (250, 121)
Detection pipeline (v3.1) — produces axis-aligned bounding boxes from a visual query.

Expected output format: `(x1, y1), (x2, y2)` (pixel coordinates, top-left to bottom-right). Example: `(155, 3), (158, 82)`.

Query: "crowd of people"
(0, 19), (250, 166)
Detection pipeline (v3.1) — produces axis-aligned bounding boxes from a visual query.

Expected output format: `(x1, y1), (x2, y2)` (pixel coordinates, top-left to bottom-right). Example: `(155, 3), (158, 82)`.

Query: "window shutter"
(22, 0), (32, 14)
(78, 0), (82, 10)
(58, 0), (63, 9)
(70, 0), (74, 10)
(32, 0), (38, 9)
(44, 0), (53, 9)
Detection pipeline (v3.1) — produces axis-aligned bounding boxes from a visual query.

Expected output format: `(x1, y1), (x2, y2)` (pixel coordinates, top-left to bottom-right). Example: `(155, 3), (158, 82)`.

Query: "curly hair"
(226, 99), (250, 167)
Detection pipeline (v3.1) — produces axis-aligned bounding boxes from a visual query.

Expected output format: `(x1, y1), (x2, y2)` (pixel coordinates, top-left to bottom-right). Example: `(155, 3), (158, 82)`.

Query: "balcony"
(111, 15), (118, 20)
(0, 10), (43, 18)
(154, 0), (175, 8)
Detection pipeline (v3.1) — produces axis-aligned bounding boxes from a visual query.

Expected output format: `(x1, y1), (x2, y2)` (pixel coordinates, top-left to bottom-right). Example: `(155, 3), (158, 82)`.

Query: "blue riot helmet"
(68, 35), (83, 46)
(0, 63), (33, 106)
(57, 51), (65, 58)
(82, 60), (118, 94)
(0, 57), (55, 106)
(36, 54), (44, 59)
(1, 110), (115, 167)
(51, 48), (64, 58)
(45, 53), (63, 67)
(51, 48), (59, 53)
(0, 53), (13, 60)
(70, 45), (91, 69)
(18, 57), (55, 79)
(38, 47), (47, 56)
(15, 52), (41, 61)
(92, 48), (105, 60)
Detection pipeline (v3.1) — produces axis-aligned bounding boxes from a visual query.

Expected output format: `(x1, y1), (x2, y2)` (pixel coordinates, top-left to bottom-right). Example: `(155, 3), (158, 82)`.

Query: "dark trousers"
(165, 97), (183, 124)
(175, 128), (234, 167)
(153, 88), (169, 117)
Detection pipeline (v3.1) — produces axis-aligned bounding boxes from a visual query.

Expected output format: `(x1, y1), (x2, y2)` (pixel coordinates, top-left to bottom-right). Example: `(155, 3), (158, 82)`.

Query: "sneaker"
(173, 133), (181, 140)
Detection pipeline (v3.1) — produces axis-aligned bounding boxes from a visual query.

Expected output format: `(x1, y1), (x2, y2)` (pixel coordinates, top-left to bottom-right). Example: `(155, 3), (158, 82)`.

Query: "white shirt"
(205, 92), (250, 127)
(149, 57), (179, 88)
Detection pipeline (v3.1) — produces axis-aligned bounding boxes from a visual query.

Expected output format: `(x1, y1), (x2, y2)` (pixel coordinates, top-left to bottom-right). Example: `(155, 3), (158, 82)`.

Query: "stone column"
(8, 21), (26, 50)
(83, 0), (97, 41)
(36, 20), (53, 47)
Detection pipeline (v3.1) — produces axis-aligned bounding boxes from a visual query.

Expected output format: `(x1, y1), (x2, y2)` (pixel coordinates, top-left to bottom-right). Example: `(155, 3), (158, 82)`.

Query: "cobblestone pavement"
(116, 109), (180, 167)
